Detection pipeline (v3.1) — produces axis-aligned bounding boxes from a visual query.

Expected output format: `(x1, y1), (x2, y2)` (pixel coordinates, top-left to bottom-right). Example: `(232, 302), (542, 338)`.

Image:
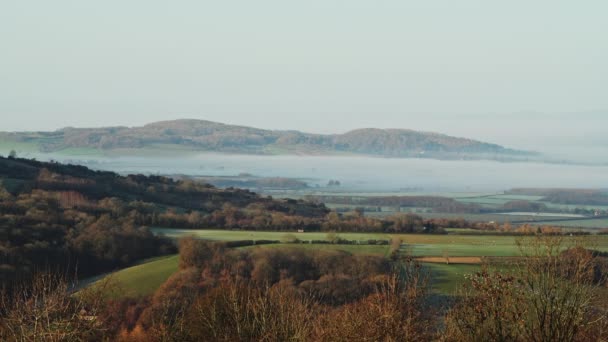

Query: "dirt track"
(416, 257), (482, 264)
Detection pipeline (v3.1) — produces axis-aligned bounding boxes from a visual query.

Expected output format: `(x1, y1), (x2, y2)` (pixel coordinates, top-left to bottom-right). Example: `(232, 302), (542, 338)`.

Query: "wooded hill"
(2, 155), (482, 289)
(0, 156), (328, 287)
(1, 119), (532, 159)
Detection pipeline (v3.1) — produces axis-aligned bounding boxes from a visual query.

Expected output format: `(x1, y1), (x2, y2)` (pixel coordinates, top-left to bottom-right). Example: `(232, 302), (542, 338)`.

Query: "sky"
(1, 1), (607, 149)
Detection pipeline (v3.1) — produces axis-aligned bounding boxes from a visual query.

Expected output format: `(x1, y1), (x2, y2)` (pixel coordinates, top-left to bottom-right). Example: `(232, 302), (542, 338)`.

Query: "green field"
(314, 191), (607, 226)
(0, 139), (40, 155)
(424, 263), (481, 293)
(417, 212), (588, 224)
(95, 255), (180, 298)
(455, 197), (514, 205)
(152, 228), (608, 257)
(533, 218), (608, 229)
(152, 228), (400, 242)
(96, 230), (608, 298)
(92, 246), (481, 297)
(91, 244), (391, 298)
(54, 147), (104, 157)
(244, 243), (391, 257)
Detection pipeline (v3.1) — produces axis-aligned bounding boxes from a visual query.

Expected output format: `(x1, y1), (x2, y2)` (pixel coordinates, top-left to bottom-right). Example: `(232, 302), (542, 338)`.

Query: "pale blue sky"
(1, 1), (606, 142)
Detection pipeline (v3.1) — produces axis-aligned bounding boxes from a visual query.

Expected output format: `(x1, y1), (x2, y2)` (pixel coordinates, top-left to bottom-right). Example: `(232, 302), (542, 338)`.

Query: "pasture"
(94, 229), (608, 298)
(532, 218), (608, 229)
(309, 190), (608, 228)
(152, 228), (608, 256)
(424, 263), (481, 293)
(92, 245), (482, 297)
(96, 255), (180, 298)
(244, 243), (392, 257)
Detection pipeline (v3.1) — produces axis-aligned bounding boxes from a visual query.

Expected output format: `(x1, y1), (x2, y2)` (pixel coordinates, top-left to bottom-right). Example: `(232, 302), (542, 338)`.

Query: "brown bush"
(444, 236), (608, 342)
(314, 263), (433, 341)
(184, 277), (314, 341)
(0, 273), (108, 342)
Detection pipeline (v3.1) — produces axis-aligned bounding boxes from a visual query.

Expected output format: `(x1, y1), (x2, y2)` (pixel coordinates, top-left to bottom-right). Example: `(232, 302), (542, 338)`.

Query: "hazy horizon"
(3, 113), (607, 162)
(2, 1), (607, 161)
(2, 2), (607, 129)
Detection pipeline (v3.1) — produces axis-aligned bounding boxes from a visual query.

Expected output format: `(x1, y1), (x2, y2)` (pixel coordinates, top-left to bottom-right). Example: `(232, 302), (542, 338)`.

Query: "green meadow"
(97, 255), (180, 298)
(93, 229), (608, 298)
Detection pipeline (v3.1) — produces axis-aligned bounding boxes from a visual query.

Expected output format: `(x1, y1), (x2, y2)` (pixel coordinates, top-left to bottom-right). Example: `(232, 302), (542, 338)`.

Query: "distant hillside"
(0, 119), (533, 159)
(0, 155), (329, 286)
(508, 188), (608, 206)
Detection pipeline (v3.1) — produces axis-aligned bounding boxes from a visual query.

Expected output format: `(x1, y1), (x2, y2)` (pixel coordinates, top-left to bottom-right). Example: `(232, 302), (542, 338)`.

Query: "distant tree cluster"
(501, 200), (548, 212)
(0, 186), (176, 289)
(326, 179), (341, 187)
(509, 188), (608, 206)
(101, 240), (434, 341)
(307, 195), (483, 214)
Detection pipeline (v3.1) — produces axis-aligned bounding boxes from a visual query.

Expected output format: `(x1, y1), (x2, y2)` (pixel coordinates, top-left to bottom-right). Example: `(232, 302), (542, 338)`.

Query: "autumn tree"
(445, 235), (608, 341)
(178, 236), (220, 270)
(0, 273), (109, 341)
(315, 260), (433, 341)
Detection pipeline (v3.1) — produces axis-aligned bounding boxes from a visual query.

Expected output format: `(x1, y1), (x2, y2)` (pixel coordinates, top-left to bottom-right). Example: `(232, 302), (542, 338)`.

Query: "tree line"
(3, 236), (608, 341)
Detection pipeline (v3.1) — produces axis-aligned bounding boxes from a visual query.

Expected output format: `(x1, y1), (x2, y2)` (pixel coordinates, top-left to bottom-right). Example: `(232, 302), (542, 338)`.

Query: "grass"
(489, 195), (545, 201)
(0, 139), (40, 155)
(97, 230), (608, 298)
(151, 228), (398, 242)
(90, 251), (481, 298)
(92, 244), (390, 298)
(424, 263), (480, 294)
(153, 228), (523, 257)
(244, 243), (391, 257)
(444, 228), (483, 233)
(541, 203), (608, 211)
(55, 147), (104, 157)
(455, 197), (513, 205)
(424, 261), (521, 294)
(418, 212), (577, 223)
(402, 241), (521, 257)
(152, 228), (608, 257)
(95, 255), (179, 298)
(320, 192), (607, 224)
(532, 218), (608, 228)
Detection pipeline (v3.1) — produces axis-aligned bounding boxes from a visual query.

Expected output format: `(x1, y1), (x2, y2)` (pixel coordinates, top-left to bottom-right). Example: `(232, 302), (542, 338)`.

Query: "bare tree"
(445, 235), (608, 342)
(0, 273), (108, 342)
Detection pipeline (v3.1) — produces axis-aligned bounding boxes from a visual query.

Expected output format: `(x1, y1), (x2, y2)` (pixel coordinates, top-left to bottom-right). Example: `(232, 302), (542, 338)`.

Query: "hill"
(0, 155), (328, 287)
(0, 119), (532, 159)
(0, 155), (462, 288)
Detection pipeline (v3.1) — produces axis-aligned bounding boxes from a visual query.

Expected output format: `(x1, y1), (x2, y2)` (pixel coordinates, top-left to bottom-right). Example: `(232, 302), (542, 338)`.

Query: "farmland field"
(152, 228), (608, 256)
(243, 243), (392, 257)
(0, 139), (40, 155)
(93, 231), (608, 298)
(532, 218), (608, 228)
(92, 255), (179, 298)
(90, 245), (391, 298)
(151, 228), (398, 242)
(424, 263), (481, 293)
(416, 212), (588, 223)
(310, 190), (608, 227)
(93, 255), (481, 296)
(91, 247), (468, 297)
